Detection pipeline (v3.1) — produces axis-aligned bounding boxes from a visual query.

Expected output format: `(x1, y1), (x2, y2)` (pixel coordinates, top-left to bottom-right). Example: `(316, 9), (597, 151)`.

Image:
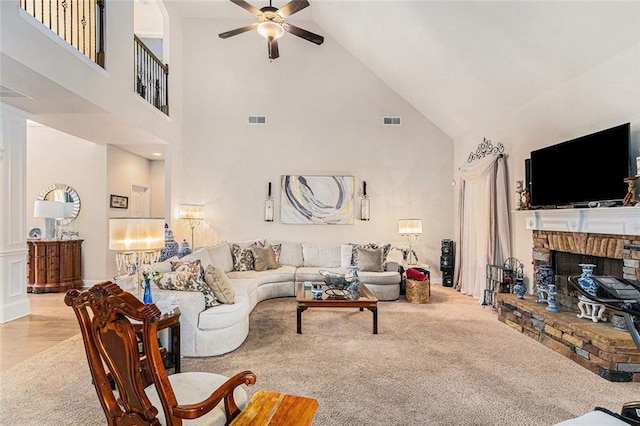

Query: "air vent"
(0, 84), (31, 99)
(383, 116), (401, 126)
(248, 115), (267, 125)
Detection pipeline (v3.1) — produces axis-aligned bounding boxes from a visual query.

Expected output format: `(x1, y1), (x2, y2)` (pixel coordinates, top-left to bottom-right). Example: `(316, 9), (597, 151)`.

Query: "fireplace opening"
(551, 251), (624, 311)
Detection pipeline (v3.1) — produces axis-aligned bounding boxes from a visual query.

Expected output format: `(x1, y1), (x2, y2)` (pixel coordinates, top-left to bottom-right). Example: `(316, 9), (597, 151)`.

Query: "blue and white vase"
(158, 224), (178, 261)
(513, 278), (526, 299)
(178, 239), (192, 258)
(578, 264), (598, 296)
(346, 266), (360, 299)
(536, 265), (555, 290)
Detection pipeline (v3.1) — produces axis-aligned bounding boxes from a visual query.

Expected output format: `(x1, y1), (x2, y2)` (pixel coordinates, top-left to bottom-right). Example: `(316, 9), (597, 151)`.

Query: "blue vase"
(143, 278), (153, 304)
(346, 266), (360, 299)
(513, 279), (526, 299)
(158, 224), (178, 261)
(536, 265), (555, 290)
(578, 264), (598, 296)
(178, 239), (192, 258)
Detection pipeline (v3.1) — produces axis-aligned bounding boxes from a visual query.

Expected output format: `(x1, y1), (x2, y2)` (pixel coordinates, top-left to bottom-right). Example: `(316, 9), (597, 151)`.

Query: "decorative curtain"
(454, 154), (510, 301)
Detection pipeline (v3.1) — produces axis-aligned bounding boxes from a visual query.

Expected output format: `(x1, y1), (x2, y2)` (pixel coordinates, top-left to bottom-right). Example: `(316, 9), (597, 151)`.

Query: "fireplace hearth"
(498, 209), (640, 382)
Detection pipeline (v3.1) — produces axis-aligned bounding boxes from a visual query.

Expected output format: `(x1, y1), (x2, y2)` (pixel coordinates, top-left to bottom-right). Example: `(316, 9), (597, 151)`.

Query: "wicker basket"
(406, 278), (430, 304)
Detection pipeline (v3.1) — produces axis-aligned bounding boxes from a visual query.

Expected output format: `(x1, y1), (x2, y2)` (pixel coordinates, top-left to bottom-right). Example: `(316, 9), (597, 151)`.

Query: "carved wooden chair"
(65, 281), (256, 426)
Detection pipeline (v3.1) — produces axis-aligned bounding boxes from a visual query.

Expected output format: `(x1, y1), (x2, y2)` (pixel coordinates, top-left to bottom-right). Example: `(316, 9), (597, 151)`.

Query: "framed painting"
(280, 175), (354, 225)
(110, 194), (129, 209)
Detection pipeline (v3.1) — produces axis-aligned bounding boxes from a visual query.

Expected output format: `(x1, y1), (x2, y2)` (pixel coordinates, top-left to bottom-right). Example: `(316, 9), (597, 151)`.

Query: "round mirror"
(38, 183), (81, 224)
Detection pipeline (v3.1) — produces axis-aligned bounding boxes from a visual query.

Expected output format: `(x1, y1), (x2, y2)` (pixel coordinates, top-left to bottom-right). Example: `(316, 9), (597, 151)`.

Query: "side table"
(133, 307), (181, 374)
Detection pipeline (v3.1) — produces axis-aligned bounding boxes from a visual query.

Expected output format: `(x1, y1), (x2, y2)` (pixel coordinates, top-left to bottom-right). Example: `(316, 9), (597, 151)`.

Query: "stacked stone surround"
(497, 294), (640, 382)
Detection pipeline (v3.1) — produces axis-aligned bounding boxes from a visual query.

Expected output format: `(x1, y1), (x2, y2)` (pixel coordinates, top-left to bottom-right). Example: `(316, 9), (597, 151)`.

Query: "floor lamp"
(109, 218), (165, 299)
(399, 219), (423, 265)
(178, 204), (204, 249)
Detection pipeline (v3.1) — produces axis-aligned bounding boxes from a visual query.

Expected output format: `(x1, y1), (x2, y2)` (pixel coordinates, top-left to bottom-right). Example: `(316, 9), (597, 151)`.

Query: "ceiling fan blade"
(268, 38), (280, 59)
(230, 0), (262, 15)
(277, 0), (309, 18)
(283, 23), (324, 45)
(219, 23), (259, 39)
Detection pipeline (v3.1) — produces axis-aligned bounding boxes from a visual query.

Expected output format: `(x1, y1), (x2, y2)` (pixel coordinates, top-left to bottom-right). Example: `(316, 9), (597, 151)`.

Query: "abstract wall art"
(280, 175), (355, 225)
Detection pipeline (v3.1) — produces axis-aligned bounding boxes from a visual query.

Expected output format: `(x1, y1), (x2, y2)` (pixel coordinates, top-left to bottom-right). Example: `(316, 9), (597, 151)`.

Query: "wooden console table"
(27, 239), (83, 293)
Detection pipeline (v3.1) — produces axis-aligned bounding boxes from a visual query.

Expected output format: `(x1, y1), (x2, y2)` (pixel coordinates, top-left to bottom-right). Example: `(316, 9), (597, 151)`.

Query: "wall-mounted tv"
(530, 123), (630, 208)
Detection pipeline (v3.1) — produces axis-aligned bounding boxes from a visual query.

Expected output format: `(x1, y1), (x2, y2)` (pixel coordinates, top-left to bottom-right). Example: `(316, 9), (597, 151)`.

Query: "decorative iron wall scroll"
(468, 138), (504, 163)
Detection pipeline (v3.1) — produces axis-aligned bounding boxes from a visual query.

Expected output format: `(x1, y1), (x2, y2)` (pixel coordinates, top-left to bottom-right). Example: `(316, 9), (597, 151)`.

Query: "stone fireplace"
(497, 207), (640, 382)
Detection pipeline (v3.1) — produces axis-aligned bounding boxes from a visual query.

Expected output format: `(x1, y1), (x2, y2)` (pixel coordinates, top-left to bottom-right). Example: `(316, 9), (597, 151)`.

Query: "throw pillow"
(340, 244), (353, 268)
(232, 243), (258, 271)
(204, 265), (235, 304)
(170, 259), (203, 276)
(350, 243), (377, 266)
(207, 242), (234, 273)
(154, 270), (219, 308)
(270, 243), (282, 266)
(252, 245), (279, 272)
(356, 247), (384, 272)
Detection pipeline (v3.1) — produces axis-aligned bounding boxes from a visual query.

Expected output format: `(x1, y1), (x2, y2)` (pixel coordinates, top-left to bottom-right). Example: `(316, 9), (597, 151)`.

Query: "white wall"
(150, 160), (165, 217)
(452, 42), (640, 289)
(106, 145), (156, 278)
(172, 18), (455, 277)
(26, 125), (108, 284)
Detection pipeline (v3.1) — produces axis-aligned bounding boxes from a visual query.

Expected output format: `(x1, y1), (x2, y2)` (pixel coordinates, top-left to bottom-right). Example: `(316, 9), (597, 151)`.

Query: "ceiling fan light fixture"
(257, 21), (284, 40)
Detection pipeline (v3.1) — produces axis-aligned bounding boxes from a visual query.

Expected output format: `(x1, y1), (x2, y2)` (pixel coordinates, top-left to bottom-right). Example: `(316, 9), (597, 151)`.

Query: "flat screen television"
(529, 123), (630, 208)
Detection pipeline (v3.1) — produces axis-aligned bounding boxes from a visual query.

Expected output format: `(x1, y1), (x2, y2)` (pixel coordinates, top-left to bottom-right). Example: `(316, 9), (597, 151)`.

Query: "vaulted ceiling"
(166, 0), (640, 142)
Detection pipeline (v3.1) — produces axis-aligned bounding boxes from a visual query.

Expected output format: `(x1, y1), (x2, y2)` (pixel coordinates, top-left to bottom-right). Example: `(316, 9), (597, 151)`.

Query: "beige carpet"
(1, 285), (637, 425)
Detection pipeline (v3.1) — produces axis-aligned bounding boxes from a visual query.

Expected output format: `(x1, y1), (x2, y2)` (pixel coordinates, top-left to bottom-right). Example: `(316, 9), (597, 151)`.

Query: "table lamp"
(109, 218), (165, 299)
(178, 204), (204, 249)
(399, 219), (423, 265)
(34, 200), (65, 239)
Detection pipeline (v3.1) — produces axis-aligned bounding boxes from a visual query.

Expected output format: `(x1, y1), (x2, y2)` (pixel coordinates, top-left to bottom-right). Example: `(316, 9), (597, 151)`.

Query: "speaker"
(525, 158), (532, 193)
(442, 271), (454, 287)
(441, 239), (453, 255)
(440, 255), (454, 268)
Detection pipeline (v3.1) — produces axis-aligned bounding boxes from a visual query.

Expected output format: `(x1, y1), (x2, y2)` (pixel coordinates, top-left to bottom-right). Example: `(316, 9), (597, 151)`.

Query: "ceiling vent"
(248, 115), (267, 125)
(0, 84), (31, 99)
(383, 116), (401, 126)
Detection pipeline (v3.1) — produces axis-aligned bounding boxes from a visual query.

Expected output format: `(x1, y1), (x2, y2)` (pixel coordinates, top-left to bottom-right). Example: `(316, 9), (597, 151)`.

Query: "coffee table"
(296, 282), (378, 334)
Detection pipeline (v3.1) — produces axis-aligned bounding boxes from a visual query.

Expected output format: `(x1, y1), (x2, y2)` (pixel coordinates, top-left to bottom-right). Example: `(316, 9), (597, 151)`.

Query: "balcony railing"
(134, 35), (169, 115)
(20, 0), (105, 67)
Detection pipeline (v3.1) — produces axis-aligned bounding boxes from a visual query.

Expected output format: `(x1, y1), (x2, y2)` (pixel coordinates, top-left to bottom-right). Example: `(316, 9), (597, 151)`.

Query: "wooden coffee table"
(296, 282), (379, 334)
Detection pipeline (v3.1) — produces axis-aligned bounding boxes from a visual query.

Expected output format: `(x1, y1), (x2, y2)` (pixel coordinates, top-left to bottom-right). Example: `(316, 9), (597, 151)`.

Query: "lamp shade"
(178, 204), (204, 220)
(399, 219), (423, 235)
(33, 200), (66, 219)
(257, 21), (284, 40)
(109, 218), (165, 252)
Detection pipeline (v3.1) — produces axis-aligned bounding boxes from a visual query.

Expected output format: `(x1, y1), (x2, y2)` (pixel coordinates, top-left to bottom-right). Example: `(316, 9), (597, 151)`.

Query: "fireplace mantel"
(521, 207), (640, 236)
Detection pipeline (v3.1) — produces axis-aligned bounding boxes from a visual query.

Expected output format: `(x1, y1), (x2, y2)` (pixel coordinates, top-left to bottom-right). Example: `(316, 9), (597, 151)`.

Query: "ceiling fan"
(219, 0), (324, 60)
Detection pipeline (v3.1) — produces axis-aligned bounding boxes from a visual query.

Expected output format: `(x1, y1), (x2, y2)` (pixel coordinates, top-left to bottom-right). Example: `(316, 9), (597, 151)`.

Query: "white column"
(0, 103), (30, 322)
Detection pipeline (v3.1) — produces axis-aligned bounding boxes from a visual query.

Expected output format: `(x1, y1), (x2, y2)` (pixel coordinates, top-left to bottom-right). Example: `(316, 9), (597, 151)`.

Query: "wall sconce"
(109, 217), (165, 299)
(178, 204), (204, 249)
(399, 218), (423, 265)
(33, 200), (65, 239)
(265, 182), (274, 222)
(360, 181), (370, 221)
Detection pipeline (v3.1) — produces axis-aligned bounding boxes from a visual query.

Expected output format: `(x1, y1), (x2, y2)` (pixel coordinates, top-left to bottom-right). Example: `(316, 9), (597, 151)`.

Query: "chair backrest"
(65, 281), (178, 426)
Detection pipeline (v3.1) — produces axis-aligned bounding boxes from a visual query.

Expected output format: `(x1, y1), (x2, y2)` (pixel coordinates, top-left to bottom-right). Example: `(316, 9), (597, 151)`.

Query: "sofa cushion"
(227, 239), (265, 248)
(207, 242), (234, 273)
(179, 249), (213, 270)
(302, 244), (341, 267)
(356, 247), (384, 272)
(227, 266), (296, 286)
(153, 256), (180, 273)
(251, 245), (278, 271)
(171, 259), (204, 276)
(198, 296), (251, 330)
(355, 270), (401, 285)
(204, 265), (235, 304)
(154, 269), (219, 308)
(268, 241), (303, 267)
(232, 243), (260, 271)
(340, 244), (353, 268)
(294, 266), (344, 282)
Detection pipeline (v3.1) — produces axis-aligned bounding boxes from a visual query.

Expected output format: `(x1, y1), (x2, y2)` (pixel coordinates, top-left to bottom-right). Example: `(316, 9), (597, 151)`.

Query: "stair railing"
(134, 35), (169, 115)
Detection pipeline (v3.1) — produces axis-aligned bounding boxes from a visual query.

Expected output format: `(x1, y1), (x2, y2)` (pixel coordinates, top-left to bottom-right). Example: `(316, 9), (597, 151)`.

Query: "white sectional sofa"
(137, 240), (401, 357)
